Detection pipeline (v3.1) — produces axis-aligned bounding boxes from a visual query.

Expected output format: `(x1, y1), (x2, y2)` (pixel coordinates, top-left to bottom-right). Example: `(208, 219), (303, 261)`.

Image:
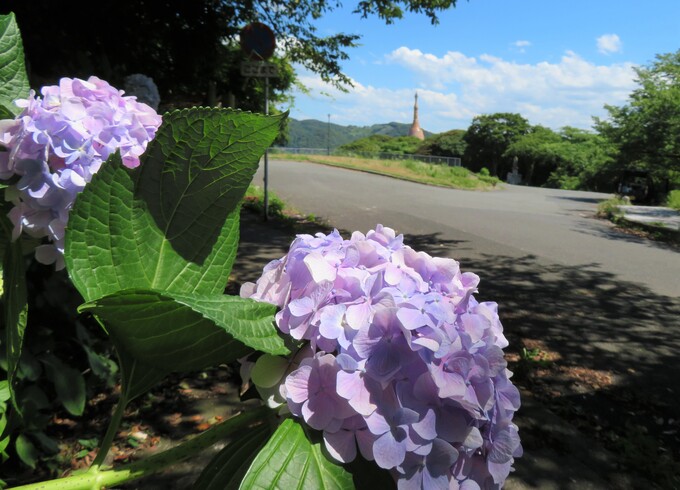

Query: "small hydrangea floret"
(0, 76), (162, 268)
(242, 225), (522, 489)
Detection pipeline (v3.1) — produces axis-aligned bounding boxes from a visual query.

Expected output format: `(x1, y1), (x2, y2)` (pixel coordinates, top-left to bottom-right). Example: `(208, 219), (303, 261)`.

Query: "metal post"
(264, 76), (269, 221)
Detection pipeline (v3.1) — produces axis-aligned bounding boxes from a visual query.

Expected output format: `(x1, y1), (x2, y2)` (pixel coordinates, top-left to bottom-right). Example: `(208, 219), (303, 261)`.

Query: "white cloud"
(292, 71), (471, 129)
(597, 34), (622, 54)
(289, 48), (637, 133)
(512, 40), (531, 53)
(383, 47), (636, 129)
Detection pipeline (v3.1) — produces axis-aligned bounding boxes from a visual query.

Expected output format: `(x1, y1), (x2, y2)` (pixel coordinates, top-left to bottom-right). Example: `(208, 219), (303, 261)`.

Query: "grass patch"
(667, 189), (680, 210)
(596, 196), (628, 219)
(242, 184), (286, 218)
(270, 153), (501, 190)
(597, 196), (679, 246)
(242, 185), (329, 230)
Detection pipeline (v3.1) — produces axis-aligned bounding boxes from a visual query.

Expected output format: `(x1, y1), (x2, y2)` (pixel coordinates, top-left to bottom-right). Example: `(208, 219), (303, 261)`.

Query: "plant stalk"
(88, 389), (128, 472)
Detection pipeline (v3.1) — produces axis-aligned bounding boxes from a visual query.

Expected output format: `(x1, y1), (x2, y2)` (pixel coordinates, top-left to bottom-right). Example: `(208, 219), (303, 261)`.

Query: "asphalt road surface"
(252, 159), (680, 488)
(256, 159), (678, 296)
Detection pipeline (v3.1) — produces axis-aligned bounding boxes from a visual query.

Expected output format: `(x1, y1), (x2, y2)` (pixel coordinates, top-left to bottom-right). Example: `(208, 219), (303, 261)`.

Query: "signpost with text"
(240, 62), (279, 78)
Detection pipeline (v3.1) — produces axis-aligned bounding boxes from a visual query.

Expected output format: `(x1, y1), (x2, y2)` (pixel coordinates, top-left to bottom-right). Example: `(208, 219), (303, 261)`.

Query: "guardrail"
(269, 147), (462, 167)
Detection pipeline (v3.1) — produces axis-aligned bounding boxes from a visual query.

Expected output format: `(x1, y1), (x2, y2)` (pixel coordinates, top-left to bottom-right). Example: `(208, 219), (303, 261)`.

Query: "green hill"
(284, 118), (435, 149)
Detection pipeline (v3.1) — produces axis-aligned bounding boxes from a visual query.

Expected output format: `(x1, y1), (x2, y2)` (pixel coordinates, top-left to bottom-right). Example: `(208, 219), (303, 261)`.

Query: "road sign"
(240, 22), (276, 60)
(241, 61), (279, 78)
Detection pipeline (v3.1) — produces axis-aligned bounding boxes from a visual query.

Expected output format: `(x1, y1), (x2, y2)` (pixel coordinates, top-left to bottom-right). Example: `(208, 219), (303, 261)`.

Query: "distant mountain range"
(283, 118), (435, 149)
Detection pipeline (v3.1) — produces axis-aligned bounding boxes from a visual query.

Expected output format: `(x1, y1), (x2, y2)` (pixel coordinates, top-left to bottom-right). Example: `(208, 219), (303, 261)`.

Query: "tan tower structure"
(408, 92), (425, 140)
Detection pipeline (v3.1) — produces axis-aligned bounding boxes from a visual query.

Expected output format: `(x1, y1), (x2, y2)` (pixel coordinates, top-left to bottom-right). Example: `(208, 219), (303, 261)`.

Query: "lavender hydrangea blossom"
(0, 76), (162, 269)
(242, 225), (522, 489)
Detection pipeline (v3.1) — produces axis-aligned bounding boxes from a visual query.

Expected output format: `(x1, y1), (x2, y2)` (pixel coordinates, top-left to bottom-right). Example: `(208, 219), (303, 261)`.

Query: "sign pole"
(239, 22), (277, 222)
(264, 76), (269, 221)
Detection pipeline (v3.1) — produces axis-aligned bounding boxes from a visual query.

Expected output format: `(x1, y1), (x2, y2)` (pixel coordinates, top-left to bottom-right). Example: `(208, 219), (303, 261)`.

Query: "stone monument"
(506, 156), (522, 184)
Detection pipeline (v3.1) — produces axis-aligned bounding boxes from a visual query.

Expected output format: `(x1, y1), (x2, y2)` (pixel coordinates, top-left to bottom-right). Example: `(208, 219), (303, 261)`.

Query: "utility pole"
(263, 76), (270, 220)
(327, 114), (331, 156)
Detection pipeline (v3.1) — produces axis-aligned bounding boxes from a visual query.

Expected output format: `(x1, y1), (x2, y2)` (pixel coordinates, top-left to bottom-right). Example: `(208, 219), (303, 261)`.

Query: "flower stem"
(89, 389), (128, 471)
(11, 405), (272, 490)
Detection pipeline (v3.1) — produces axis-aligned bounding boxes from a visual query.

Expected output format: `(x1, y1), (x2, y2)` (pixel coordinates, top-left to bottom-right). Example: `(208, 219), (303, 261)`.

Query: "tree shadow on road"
(551, 195), (609, 205)
(572, 215), (680, 252)
(401, 232), (468, 257)
(461, 251), (680, 488)
(466, 253), (680, 381)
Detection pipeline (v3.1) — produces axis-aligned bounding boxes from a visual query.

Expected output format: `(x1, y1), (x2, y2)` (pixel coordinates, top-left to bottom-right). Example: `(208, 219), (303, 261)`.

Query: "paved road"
(256, 159), (678, 296)
(252, 159), (680, 488)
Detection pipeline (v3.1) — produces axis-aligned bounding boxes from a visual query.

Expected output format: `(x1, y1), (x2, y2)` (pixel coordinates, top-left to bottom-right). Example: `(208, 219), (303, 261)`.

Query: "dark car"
(618, 169), (650, 202)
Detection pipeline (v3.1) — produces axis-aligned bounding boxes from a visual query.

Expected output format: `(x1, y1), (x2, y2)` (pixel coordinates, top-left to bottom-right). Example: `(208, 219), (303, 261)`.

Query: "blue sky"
(286, 0), (680, 133)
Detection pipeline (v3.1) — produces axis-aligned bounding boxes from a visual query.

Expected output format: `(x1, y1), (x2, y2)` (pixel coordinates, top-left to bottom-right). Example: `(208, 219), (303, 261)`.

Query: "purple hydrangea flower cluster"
(242, 225), (522, 489)
(0, 76), (162, 269)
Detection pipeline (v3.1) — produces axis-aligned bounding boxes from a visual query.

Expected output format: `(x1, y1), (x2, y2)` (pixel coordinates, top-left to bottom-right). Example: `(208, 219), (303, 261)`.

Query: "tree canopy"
(416, 129), (467, 157)
(506, 126), (616, 190)
(1, 0), (460, 108)
(463, 113), (531, 176)
(595, 50), (680, 186)
(339, 134), (423, 154)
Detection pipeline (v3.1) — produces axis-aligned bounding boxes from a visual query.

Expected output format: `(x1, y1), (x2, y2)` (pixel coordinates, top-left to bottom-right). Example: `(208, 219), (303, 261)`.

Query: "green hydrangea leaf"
(134, 107), (285, 270)
(167, 291), (287, 356)
(1, 380), (12, 461)
(112, 348), (167, 405)
(42, 355), (86, 416)
(192, 424), (271, 490)
(1, 211), (27, 414)
(0, 380), (10, 403)
(64, 107), (284, 405)
(0, 103), (14, 120)
(15, 434), (38, 469)
(65, 108), (285, 302)
(79, 289), (283, 401)
(0, 433), (9, 456)
(0, 13), (30, 115)
(240, 419), (354, 490)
